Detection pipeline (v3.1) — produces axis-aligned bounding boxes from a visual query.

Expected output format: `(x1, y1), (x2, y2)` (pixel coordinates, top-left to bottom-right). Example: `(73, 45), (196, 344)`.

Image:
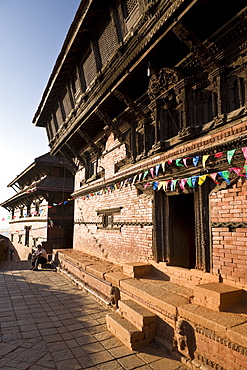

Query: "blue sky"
(0, 0), (81, 228)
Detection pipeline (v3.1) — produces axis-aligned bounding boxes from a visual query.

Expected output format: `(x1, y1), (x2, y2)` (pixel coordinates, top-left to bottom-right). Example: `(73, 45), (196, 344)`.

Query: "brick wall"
(211, 178), (247, 287)
(74, 184), (153, 263)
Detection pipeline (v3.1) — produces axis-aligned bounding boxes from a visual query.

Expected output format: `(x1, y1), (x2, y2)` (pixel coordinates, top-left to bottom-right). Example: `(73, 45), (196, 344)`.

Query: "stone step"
(193, 283), (243, 311)
(120, 278), (189, 319)
(118, 299), (157, 332)
(123, 262), (152, 278)
(106, 313), (151, 350)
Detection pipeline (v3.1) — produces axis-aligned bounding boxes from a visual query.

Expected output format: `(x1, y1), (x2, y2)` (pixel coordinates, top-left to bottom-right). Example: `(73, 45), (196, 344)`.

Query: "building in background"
(0, 153), (74, 260)
(32, 1), (247, 368)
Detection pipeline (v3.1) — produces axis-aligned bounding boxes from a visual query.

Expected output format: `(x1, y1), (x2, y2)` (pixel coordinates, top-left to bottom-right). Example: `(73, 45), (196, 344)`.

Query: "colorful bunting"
(227, 149), (236, 164)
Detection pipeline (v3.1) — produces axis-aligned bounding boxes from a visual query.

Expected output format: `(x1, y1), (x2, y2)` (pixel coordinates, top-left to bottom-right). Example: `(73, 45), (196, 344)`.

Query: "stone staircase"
(106, 299), (157, 350)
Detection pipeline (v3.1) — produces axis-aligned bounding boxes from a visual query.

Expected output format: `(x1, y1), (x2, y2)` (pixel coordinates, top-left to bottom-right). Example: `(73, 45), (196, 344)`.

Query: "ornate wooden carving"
(172, 23), (219, 73)
(148, 67), (184, 101)
(65, 143), (86, 168)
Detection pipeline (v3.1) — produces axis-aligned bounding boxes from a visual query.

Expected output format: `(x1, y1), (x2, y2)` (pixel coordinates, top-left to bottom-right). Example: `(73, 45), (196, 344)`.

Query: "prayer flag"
(150, 168), (155, 178)
(155, 164), (161, 176)
(161, 162), (166, 172)
(202, 155), (210, 168)
(198, 175), (207, 185)
(175, 159), (183, 167)
(179, 178), (187, 191)
(215, 152), (223, 159)
(227, 149), (236, 164)
(193, 156), (200, 167)
(242, 147), (247, 160)
(218, 171), (231, 184)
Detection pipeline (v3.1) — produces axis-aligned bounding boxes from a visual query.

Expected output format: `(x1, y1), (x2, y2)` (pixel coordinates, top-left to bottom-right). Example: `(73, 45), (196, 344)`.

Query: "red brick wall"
(211, 178), (247, 286)
(74, 184), (153, 263)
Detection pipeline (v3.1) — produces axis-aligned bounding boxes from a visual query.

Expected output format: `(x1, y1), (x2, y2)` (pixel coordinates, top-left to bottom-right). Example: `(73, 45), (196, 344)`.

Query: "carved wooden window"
(71, 71), (81, 102)
(160, 103), (180, 141)
(98, 17), (119, 66)
(82, 48), (97, 88)
(122, 0), (138, 20)
(18, 234), (22, 244)
(227, 76), (245, 113)
(62, 87), (72, 118)
(96, 207), (122, 230)
(85, 157), (97, 181)
(55, 103), (63, 128)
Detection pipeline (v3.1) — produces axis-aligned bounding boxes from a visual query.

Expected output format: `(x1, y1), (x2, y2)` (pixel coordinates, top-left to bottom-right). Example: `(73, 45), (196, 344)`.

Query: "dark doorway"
(169, 193), (196, 269)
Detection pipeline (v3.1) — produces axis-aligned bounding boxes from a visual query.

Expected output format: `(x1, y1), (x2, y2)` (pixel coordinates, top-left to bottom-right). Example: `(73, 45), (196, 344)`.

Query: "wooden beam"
(57, 150), (78, 174)
(172, 23), (219, 72)
(77, 128), (101, 156)
(65, 142), (86, 167)
(113, 89), (147, 119)
(95, 109), (125, 143)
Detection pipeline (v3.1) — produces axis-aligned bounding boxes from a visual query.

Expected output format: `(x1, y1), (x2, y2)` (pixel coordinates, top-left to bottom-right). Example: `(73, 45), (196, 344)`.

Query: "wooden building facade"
(33, 1), (247, 368)
(0, 154), (74, 260)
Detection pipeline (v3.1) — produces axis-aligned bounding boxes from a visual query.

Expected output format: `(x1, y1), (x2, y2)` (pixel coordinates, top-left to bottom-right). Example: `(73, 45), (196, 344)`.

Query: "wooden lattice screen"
(98, 17), (118, 66)
(124, 0), (138, 19)
(82, 49), (97, 88)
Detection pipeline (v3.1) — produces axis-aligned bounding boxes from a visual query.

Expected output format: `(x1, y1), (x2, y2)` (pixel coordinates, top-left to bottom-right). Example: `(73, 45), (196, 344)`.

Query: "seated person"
(30, 244), (48, 270)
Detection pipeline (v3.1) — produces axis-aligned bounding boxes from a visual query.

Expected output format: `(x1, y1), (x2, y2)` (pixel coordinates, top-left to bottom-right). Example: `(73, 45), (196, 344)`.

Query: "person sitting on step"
(30, 244), (48, 271)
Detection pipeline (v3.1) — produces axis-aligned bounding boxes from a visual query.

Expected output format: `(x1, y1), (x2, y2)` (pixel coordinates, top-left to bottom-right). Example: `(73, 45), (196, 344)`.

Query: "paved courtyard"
(0, 261), (188, 370)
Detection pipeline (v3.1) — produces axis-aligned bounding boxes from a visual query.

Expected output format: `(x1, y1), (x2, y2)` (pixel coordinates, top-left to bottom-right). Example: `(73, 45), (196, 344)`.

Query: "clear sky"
(0, 0), (81, 229)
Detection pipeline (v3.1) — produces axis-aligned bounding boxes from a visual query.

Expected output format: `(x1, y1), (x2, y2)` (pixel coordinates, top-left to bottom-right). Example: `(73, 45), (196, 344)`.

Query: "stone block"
(123, 262), (151, 278)
(118, 300), (156, 330)
(194, 283), (243, 311)
(106, 313), (144, 349)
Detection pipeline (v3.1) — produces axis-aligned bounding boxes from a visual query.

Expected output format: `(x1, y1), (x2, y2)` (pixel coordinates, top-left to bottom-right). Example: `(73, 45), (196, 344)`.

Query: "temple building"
(33, 1), (247, 369)
(0, 153), (74, 260)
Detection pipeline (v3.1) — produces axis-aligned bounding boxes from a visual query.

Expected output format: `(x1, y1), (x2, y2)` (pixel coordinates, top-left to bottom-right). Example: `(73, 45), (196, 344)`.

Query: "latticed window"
(82, 49), (97, 88)
(123, 0), (138, 19)
(71, 71), (81, 100)
(98, 17), (118, 66)
(55, 103), (63, 127)
(62, 88), (72, 118)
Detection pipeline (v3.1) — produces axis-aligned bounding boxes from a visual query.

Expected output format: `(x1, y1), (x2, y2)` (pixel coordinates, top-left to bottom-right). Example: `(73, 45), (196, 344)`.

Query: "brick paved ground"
(0, 261), (188, 370)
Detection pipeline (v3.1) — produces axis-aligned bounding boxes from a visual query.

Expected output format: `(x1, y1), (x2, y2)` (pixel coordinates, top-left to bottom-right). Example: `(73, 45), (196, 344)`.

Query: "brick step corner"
(118, 299), (157, 331)
(106, 312), (153, 350)
(193, 282), (243, 311)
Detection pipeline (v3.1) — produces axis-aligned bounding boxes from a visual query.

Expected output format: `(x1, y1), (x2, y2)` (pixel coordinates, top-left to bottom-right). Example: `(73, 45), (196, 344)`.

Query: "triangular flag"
(218, 171), (231, 185)
(150, 168), (155, 178)
(143, 170), (149, 180)
(171, 179), (178, 191)
(167, 159), (173, 165)
(155, 164), (161, 176)
(179, 178), (187, 191)
(193, 156), (200, 167)
(202, 155), (210, 168)
(161, 162), (166, 172)
(132, 175), (137, 184)
(244, 165), (247, 178)
(138, 173), (143, 181)
(209, 173), (220, 184)
(175, 159), (183, 167)
(198, 175), (207, 185)
(153, 182), (158, 190)
(227, 149), (236, 164)
(215, 152), (223, 159)
(183, 158), (189, 168)
(242, 147), (247, 160)
(144, 182), (151, 189)
(229, 167), (245, 177)
(158, 182), (163, 190)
